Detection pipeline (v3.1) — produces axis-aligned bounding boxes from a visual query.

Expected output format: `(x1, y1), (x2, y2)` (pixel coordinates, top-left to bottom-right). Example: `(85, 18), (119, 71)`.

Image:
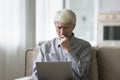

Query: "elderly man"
(32, 9), (92, 80)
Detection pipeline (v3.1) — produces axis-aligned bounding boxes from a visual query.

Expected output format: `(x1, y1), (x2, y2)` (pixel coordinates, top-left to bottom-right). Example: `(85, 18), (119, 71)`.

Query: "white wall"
(98, 0), (120, 12)
(97, 0), (120, 47)
(65, 0), (97, 46)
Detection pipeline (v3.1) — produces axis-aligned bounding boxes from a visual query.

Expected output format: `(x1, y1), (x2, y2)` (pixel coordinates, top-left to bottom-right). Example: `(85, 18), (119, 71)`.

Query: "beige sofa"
(89, 47), (120, 80)
(15, 46), (120, 80)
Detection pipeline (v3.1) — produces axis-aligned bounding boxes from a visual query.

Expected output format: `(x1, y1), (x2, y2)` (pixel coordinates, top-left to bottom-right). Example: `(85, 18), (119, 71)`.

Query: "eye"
(57, 27), (62, 29)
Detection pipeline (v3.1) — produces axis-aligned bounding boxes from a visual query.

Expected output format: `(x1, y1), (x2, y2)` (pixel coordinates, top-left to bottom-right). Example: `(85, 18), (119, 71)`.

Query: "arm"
(67, 42), (92, 79)
(60, 36), (92, 79)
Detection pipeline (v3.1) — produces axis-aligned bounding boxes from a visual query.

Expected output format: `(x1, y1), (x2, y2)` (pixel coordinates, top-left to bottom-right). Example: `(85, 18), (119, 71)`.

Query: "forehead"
(55, 21), (73, 27)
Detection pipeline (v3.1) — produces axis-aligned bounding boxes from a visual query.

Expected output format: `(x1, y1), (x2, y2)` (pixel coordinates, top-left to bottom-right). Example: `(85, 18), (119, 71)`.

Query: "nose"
(60, 28), (65, 35)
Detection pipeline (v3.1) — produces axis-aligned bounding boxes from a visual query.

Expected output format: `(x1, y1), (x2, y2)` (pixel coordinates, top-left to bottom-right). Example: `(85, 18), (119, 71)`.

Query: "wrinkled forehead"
(55, 21), (74, 27)
(55, 21), (75, 29)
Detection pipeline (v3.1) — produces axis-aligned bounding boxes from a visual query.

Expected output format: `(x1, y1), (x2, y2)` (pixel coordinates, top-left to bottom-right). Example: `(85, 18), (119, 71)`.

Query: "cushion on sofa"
(97, 47), (120, 80)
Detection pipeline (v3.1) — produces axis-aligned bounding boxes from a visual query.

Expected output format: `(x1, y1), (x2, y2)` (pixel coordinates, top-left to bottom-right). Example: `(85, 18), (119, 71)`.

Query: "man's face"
(55, 21), (74, 39)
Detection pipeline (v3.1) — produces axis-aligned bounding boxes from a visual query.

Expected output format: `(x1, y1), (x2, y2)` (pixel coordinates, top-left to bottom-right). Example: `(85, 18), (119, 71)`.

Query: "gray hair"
(54, 9), (76, 25)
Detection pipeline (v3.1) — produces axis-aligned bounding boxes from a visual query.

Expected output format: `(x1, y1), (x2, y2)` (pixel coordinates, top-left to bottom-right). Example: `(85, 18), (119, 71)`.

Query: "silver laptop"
(36, 62), (73, 80)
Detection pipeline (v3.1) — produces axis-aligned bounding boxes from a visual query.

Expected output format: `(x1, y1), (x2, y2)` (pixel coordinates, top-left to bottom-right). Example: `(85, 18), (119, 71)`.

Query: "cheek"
(67, 29), (73, 35)
(70, 28), (74, 32)
(56, 29), (60, 35)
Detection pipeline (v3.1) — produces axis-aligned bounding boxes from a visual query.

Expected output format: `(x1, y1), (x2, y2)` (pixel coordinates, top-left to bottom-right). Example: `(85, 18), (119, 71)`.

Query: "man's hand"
(60, 35), (72, 53)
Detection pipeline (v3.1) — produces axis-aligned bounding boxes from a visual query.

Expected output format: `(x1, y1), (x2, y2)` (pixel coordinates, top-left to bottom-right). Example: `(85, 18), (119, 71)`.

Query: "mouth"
(60, 35), (68, 39)
(60, 36), (64, 38)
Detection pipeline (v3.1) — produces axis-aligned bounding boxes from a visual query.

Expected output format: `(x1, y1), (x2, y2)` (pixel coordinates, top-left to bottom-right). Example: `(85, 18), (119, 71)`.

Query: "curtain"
(0, 0), (26, 80)
(36, 0), (63, 44)
(0, 0), (63, 79)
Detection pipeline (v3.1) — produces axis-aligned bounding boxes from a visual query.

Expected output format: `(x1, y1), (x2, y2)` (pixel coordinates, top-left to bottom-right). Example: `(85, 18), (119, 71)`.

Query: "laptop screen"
(36, 62), (73, 80)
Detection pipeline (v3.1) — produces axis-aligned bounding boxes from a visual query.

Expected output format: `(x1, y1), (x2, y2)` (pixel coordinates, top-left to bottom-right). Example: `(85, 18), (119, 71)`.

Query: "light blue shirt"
(32, 35), (92, 80)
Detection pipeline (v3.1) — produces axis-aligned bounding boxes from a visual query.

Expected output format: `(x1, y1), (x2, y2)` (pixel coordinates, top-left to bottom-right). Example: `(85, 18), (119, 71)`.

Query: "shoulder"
(74, 37), (91, 47)
(40, 37), (58, 48)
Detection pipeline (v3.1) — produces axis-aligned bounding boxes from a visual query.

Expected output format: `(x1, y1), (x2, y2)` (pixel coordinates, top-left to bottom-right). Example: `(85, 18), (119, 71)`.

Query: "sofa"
(15, 46), (120, 80)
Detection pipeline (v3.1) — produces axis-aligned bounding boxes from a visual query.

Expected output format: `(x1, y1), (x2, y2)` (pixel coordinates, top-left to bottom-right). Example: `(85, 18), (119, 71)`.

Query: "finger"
(60, 38), (65, 42)
(60, 35), (67, 39)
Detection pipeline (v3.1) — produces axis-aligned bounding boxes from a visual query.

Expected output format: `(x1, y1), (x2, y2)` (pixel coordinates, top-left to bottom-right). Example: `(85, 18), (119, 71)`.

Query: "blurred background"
(0, 0), (120, 80)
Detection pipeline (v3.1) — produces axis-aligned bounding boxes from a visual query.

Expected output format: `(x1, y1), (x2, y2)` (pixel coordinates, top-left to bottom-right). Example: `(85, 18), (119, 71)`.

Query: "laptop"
(36, 62), (74, 80)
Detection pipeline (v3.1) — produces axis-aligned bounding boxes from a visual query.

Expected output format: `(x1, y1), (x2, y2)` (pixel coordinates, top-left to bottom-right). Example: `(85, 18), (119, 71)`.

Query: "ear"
(73, 24), (76, 29)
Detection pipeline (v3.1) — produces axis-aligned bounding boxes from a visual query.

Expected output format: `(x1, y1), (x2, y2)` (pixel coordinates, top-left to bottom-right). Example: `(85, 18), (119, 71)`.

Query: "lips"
(60, 36), (64, 39)
(60, 34), (67, 37)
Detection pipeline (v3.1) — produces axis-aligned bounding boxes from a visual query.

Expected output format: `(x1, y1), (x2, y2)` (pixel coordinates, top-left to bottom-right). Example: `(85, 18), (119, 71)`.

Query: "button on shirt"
(32, 35), (92, 80)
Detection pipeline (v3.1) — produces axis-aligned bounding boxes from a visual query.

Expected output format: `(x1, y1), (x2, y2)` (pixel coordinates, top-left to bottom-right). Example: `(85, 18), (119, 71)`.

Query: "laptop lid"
(36, 62), (73, 80)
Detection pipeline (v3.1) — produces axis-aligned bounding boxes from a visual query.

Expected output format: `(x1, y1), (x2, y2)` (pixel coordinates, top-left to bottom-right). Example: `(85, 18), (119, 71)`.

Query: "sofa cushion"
(97, 47), (120, 80)
(89, 47), (99, 80)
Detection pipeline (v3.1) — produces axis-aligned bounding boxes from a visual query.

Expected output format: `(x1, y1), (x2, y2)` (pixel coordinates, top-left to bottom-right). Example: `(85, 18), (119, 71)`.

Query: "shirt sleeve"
(67, 42), (92, 79)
